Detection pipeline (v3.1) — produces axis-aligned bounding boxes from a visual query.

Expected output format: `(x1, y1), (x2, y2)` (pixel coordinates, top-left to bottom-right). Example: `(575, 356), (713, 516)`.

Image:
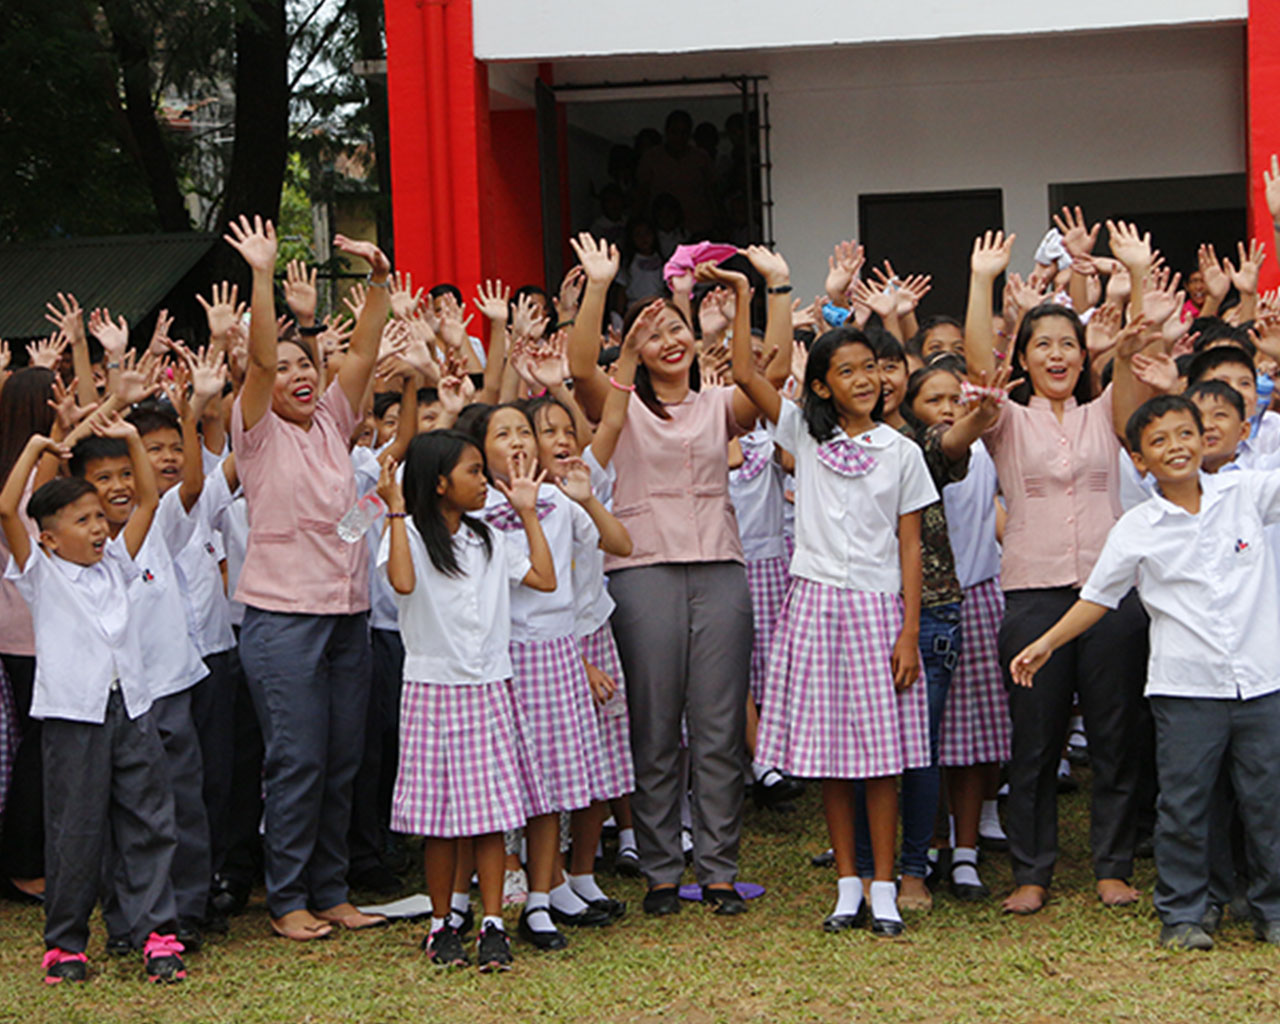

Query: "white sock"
(448, 890), (470, 928)
(948, 815), (956, 847)
(1069, 713), (1084, 733)
(1058, 758), (1071, 777)
(602, 815), (616, 829)
(952, 847), (981, 887)
(618, 828), (636, 852)
(550, 880), (588, 915)
(681, 828), (694, 853)
(595, 841), (603, 858)
(568, 872), (607, 903)
(834, 875), (863, 916)
(997, 782), (1009, 797)
(870, 880), (901, 922)
(524, 891), (555, 932)
(482, 914), (504, 933)
(429, 915), (447, 935)
(980, 799), (1006, 839)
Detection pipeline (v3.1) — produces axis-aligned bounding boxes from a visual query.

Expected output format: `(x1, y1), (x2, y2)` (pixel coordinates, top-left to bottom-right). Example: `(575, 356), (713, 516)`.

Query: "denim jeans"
(856, 602), (961, 878)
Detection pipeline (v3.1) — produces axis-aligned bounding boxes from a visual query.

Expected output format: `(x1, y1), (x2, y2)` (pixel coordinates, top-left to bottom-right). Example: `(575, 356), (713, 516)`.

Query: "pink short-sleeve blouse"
(983, 385), (1123, 591)
(605, 385), (747, 572)
(231, 382), (370, 615)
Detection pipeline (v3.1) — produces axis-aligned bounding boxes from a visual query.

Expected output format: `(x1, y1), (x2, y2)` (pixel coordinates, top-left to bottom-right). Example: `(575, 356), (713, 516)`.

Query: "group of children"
(5, 159), (1280, 982)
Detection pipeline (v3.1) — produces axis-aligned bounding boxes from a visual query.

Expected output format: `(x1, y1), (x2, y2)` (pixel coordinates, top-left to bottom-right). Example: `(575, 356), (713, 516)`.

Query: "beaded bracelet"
(609, 376), (636, 392)
(386, 511), (409, 519)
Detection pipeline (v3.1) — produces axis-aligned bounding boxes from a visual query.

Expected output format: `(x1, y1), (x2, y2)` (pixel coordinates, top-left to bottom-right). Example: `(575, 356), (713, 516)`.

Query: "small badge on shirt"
(205, 542), (216, 556)
(1236, 539), (1249, 553)
(141, 568), (155, 582)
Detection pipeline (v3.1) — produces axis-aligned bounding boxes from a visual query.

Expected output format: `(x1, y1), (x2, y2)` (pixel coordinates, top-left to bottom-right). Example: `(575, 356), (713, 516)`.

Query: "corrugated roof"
(0, 233), (217, 340)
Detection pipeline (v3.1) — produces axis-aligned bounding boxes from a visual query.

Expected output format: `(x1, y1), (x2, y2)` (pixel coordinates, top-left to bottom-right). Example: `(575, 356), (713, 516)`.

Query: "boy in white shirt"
(1011, 394), (1280, 951)
(1, 422), (186, 984)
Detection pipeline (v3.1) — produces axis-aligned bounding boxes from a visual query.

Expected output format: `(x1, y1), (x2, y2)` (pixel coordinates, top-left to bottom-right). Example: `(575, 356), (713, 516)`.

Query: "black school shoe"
(822, 904), (867, 932)
(451, 905), (475, 937)
(476, 922), (514, 972)
(176, 918), (204, 954)
(614, 846), (642, 877)
(949, 859), (990, 902)
(106, 934), (134, 957)
(423, 925), (470, 967)
(1254, 919), (1280, 944)
(209, 873), (249, 917)
(517, 908), (568, 950)
(643, 887), (681, 916)
(549, 902), (614, 927)
(752, 769), (805, 809)
(870, 914), (905, 938)
(585, 895), (627, 921)
(1160, 923), (1214, 950)
(702, 886), (747, 916)
(811, 848), (836, 868)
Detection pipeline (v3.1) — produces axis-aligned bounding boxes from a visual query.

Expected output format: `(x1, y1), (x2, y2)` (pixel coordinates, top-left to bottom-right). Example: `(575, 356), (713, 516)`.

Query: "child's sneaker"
(423, 924), (470, 967)
(476, 922), (514, 972)
(143, 932), (187, 983)
(502, 868), (528, 907)
(42, 948), (87, 984)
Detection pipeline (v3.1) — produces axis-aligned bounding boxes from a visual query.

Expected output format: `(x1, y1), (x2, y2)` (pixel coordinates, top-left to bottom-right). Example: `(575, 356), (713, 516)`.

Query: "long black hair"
(1009, 303), (1092, 406)
(801, 327), (884, 441)
(0, 368), (56, 485)
(401, 430), (492, 577)
(621, 297), (700, 420)
(901, 357), (965, 432)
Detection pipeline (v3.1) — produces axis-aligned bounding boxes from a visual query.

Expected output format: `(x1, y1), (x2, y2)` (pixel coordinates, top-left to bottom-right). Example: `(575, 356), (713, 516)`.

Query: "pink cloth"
(606, 385), (747, 572)
(0, 470), (38, 657)
(230, 381), (370, 615)
(983, 385), (1123, 591)
(662, 242), (739, 287)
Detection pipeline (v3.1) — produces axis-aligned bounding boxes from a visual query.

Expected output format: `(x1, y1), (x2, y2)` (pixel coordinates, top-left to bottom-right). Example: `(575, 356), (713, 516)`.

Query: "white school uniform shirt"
(728, 427), (787, 563)
(377, 518), (528, 684)
(6, 544), (150, 722)
(573, 449), (616, 639)
(484, 483), (598, 642)
(769, 399), (937, 593)
(108, 487), (208, 700)
(942, 439), (1002, 589)
(171, 467), (237, 657)
(1081, 470), (1280, 700)
(351, 444), (400, 632)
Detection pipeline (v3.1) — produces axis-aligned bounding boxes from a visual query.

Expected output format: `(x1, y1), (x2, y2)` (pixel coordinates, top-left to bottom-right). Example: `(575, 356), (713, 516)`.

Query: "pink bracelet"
(609, 377), (636, 392)
(993, 349), (1007, 360)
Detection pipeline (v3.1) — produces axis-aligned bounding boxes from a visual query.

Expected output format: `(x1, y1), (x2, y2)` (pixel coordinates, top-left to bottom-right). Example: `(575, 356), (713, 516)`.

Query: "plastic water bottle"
(336, 493), (386, 543)
(601, 688), (627, 719)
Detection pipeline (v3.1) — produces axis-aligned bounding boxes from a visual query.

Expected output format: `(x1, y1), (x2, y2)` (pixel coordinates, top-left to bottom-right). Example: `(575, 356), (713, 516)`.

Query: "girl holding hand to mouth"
(963, 226), (1158, 916)
(225, 214), (392, 941)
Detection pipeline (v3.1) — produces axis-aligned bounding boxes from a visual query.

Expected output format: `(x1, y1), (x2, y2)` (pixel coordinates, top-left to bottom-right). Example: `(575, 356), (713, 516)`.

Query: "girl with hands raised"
(377, 431), (553, 970)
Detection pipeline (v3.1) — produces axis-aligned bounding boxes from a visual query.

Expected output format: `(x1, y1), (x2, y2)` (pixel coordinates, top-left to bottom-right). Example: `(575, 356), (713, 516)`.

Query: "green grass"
(2, 772), (1278, 1024)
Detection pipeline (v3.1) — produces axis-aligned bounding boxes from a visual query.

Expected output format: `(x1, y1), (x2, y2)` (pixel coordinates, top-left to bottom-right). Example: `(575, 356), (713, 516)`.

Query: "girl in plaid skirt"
(474, 403), (632, 951)
(717, 248), (937, 937)
(377, 431), (555, 971)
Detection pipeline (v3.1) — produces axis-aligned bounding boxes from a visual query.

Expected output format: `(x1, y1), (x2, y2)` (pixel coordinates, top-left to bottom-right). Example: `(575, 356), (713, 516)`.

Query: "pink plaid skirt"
(940, 577), (1011, 766)
(746, 555), (790, 705)
(757, 579), (929, 780)
(391, 679), (550, 838)
(510, 635), (606, 813)
(580, 623), (635, 801)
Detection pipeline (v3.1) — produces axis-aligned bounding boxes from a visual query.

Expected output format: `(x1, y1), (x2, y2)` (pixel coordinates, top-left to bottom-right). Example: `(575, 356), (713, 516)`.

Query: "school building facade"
(383, 0), (1277, 315)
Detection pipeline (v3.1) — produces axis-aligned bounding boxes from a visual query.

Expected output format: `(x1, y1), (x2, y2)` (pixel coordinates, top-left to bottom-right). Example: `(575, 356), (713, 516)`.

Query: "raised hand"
(187, 346), (228, 407)
(870, 264), (931, 316)
(223, 214), (278, 272)
(147, 308), (175, 358)
(554, 456), (594, 502)
(1113, 314), (1157, 361)
(824, 240), (865, 303)
(623, 299), (666, 353)
(376, 458), (405, 513)
(849, 279), (897, 320)
(47, 375), (97, 432)
(399, 322), (441, 384)
(527, 332), (570, 390)
(511, 291), (549, 342)
(1105, 265), (1132, 305)
(317, 315), (355, 360)
(569, 233), (621, 286)
(1198, 244), (1231, 301)
(1085, 302), (1123, 360)
(1226, 239), (1266, 295)
(1106, 219), (1153, 272)
(1006, 272), (1048, 317)
(744, 244), (790, 287)
(699, 343), (730, 388)
(437, 374), (475, 415)
(113, 350), (162, 405)
(474, 279), (511, 322)
(333, 234), (391, 278)
(343, 282), (367, 322)
(284, 260), (319, 324)
(1142, 269), (1184, 326)
(0, 339), (10, 376)
(694, 258), (749, 290)
(1266, 154), (1280, 223)
(196, 281), (246, 342)
(790, 297), (818, 332)
(1052, 206), (1100, 260)
(44, 292), (85, 344)
(494, 449), (546, 513)
(436, 293), (473, 353)
(26, 333), (68, 370)
(89, 409), (140, 441)
(555, 266), (586, 323)
(389, 270), (424, 320)
(970, 230), (1015, 279)
(1130, 350), (1179, 394)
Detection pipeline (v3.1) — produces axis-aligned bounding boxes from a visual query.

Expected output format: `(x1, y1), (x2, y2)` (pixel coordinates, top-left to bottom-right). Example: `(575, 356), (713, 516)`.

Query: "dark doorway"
(859, 188), (1004, 319)
(1049, 174), (1246, 285)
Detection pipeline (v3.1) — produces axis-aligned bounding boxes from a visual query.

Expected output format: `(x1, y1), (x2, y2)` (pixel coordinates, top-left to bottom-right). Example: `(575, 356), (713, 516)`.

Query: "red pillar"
(1248, 0), (1280, 290)
(384, 0), (547, 316)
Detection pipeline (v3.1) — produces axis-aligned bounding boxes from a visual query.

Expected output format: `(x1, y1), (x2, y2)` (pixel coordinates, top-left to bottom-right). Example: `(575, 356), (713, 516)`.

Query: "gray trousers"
(1152, 692), (1280, 926)
(240, 608), (370, 917)
(609, 562), (753, 887)
(102, 688), (210, 937)
(43, 691), (177, 952)
(190, 649), (236, 877)
(348, 627), (405, 876)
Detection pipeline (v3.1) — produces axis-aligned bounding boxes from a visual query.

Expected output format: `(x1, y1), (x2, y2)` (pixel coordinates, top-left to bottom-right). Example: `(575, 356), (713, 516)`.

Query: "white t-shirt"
(1082, 470), (1280, 699)
(6, 543), (150, 722)
(377, 517), (528, 684)
(942, 440), (1001, 589)
(573, 449), (616, 638)
(172, 467), (237, 657)
(769, 399), (937, 593)
(728, 427), (787, 562)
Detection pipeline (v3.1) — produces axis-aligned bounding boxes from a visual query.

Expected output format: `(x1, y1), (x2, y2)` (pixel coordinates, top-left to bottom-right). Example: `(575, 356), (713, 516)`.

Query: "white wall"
(475, 0), (1244, 60)
(533, 25), (1246, 302)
